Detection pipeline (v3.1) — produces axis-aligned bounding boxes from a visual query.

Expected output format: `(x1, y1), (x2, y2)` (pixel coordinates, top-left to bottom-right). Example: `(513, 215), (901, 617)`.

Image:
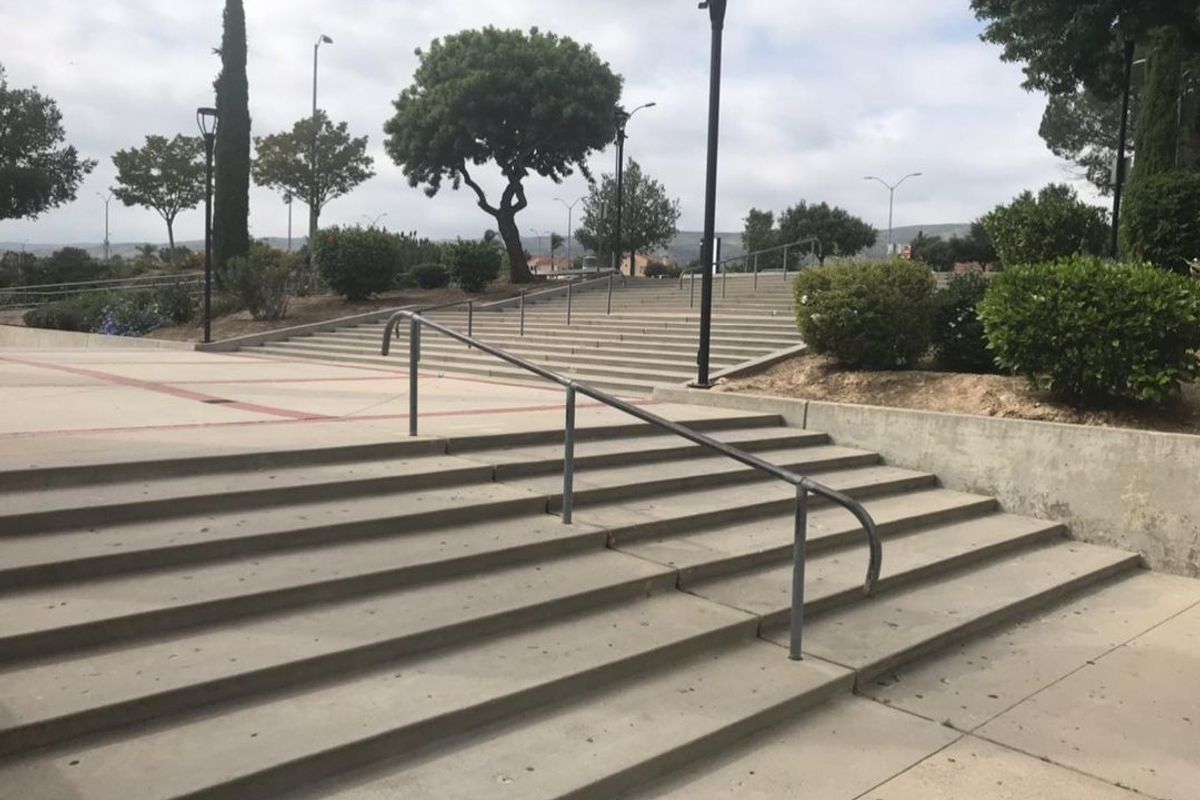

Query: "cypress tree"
(212, 0), (251, 266)
(1131, 28), (1183, 185)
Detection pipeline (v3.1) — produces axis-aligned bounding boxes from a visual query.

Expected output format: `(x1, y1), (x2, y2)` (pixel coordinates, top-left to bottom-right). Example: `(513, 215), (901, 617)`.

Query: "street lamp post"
(284, 192), (293, 252)
(613, 101), (656, 278)
(694, 0), (726, 388)
(528, 228), (546, 272)
(361, 213), (388, 229)
(197, 107), (219, 345)
(310, 34), (333, 252)
(96, 190), (113, 262)
(555, 196), (585, 268)
(864, 173), (923, 255)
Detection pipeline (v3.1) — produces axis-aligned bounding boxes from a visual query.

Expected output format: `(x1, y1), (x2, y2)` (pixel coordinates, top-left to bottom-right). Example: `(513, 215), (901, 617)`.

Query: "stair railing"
(678, 239), (823, 306)
(478, 269), (623, 334)
(381, 309), (882, 661)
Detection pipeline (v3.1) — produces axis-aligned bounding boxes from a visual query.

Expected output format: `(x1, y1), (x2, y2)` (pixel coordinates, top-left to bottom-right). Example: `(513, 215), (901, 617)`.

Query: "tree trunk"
(496, 212), (533, 283)
(166, 218), (176, 259)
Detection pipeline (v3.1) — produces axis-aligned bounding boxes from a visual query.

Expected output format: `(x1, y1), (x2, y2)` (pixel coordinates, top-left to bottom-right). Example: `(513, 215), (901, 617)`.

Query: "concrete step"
(304, 640), (849, 800)
(0, 589), (776, 798)
(0, 553), (707, 759)
(783, 540), (1141, 684)
(688, 513), (1068, 627)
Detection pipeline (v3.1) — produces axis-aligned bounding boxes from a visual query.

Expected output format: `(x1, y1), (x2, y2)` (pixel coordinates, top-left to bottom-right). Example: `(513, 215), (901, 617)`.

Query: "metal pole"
(202, 135), (214, 344)
(607, 273), (614, 315)
(519, 292), (526, 336)
(789, 484), (808, 661)
(310, 42), (320, 256)
(286, 195), (293, 252)
(614, 121), (626, 277)
(694, 0), (726, 387)
(1112, 35), (1136, 259)
(467, 301), (474, 340)
(782, 245), (789, 280)
(690, 270), (696, 309)
(567, 281), (573, 326)
(408, 318), (420, 437)
(887, 187), (895, 255)
(562, 384), (576, 524)
(753, 253), (759, 291)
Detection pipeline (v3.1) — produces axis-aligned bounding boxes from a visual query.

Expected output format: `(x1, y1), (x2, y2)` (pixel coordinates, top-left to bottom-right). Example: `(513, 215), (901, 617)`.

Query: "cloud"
(0, 0), (1097, 249)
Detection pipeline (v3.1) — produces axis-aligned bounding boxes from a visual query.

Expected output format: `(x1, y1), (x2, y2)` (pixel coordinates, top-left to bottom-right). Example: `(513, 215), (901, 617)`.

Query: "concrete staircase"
(0, 409), (1141, 799)
(239, 275), (802, 392)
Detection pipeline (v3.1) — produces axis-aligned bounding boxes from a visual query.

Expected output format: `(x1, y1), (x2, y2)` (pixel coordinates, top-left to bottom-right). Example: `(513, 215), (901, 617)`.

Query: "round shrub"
(153, 281), (197, 324)
(982, 184), (1109, 267)
(933, 272), (1000, 374)
(410, 263), (450, 290)
(1122, 171), (1200, 275)
(97, 294), (170, 337)
(23, 292), (118, 332)
(225, 245), (297, 321)
(444, 240), (501, 293)
(793, 260), (935, 370)
(978, 256), (1200, 405)
(313, 226), (402, 301)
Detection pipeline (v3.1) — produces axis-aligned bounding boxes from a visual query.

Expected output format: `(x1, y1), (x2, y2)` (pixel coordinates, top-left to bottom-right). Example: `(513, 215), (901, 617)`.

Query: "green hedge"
(313, 226), (402, 301)
(409, 263), (450, 290)
(225, 245), (297, 320)
(444, 240), (501, 293)
(933, 273), (1000, 374)
(793, 261), (935, 370)
(1122, 170), (1200, 275)
(978, 256), (1200, 405)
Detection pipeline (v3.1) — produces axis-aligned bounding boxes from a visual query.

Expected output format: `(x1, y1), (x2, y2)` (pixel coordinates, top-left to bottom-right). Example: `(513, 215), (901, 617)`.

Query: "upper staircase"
(0, 403), (1141, 799)
(238, 275), (802, 392)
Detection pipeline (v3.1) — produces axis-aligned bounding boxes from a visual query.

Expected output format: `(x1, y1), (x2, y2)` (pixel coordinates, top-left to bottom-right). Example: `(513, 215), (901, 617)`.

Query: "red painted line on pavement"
(0, 355), (330, 421)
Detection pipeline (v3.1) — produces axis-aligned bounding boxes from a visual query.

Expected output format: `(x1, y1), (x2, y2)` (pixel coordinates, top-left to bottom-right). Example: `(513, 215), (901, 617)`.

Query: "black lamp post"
(196, 107), (219, 344)
(613, 101), (656, 278)
(1112, 34), (1136, 259)
(693, 0), (726, 388)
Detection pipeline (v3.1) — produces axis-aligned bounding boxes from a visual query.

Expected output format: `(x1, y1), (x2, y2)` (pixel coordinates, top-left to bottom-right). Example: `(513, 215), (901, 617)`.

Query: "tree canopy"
(971, 0), (1200, 97)
(111, 134), (205, 254)
(575, 159), (680, 272)
(982, 183), (1109, 266)
(384, 27), (623, 283)
(743, 201), (877, 266)
(213, 0), (251, 265)
(910, 222), (997, 271)
(252, 112), (374, 233)
(0, 64), (95, 221)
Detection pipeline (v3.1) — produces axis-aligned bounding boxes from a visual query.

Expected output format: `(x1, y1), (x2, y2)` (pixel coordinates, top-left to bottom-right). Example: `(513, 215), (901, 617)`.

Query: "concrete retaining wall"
(654, 386), (1200, 577)
(0, 325), (193, 351)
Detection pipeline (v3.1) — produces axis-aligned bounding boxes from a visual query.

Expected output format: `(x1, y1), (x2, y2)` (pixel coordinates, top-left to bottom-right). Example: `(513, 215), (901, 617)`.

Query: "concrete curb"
(0, 325), (194, 351)
(652, 386), (1200, 578)
(709, 344), (808, 383)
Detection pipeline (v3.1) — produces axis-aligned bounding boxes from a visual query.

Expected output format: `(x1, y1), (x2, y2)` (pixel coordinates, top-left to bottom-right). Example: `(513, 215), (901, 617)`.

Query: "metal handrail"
(380, 309), (882, 661)
(678, 239), (822, 304)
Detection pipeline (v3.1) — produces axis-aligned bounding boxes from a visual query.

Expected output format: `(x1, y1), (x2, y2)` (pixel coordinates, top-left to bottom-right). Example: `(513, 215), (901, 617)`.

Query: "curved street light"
(614, 101), (657, 276)
(863, 172), (923, 254)
(554, 196), (587, 268)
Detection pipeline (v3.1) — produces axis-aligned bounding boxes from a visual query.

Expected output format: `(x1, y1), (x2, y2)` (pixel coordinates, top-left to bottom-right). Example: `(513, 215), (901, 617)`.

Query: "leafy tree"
(445, 239), (502, 292)
(384, 27), (623, 283)
(778, 201), (876, 265)
(575, 159), (681, 272)
(0, 64), (95, 220)
(1040, 88), (1140, 195)
(1132, 28), (1187, 183)
(982, 184), (1109, 266)
(549, 232), (565, 260)
(742, 208), (780, 268)
(1122, 170), (1200, 273)
(910, 231), (957, 271)
(971, 0), (1200, 96)
(251, 111), (375, 241)
(911, 223), (997, 270)
(111, 135), (205, 254)
(212, 0), (251, 266)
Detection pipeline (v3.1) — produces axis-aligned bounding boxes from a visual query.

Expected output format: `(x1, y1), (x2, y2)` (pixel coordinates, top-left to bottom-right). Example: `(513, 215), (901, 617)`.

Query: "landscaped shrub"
(1122, 171), (1200, 275)
(153, 281), (197, 324)
(982, 184), (1109, 266)
(932, 272), (1000, 374)
(409, 263), (450, 290)
(224, 245), (296, 321)
(96, 294), (170, 337)
(793, 260), (935, 370)
(313, 226), (402, 301)
(23, 292), (117, 332)
(444, 240), (501, 293)
(645, 262), (682, 278)
(978, 256), (1200, 405)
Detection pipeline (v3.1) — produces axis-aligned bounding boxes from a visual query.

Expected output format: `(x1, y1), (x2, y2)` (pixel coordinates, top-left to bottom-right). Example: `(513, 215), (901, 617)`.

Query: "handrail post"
(722, 261), (727, 299)
(789, 484), (809, 661)
(562, 384), (576, 524)
(783, 245), (790, 281)
(519, 292), (526, 337)
(467, 301), (474, 343)
(607, 273), (614, 315)
(754, 253), (759, 291)
(690, 270), (696, 309)
(567, 282), (573, 326)
(408, 318), (421, 437)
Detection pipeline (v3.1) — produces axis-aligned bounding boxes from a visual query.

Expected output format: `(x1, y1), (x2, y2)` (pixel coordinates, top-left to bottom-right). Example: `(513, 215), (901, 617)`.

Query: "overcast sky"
(1, 0), (1096, 248)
